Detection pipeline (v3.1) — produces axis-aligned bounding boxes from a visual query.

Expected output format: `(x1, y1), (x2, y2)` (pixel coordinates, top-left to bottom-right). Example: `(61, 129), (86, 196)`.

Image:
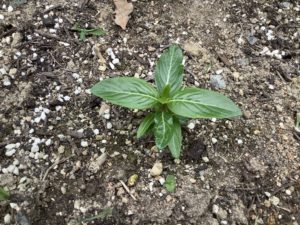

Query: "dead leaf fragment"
(113, 0), (133, 30)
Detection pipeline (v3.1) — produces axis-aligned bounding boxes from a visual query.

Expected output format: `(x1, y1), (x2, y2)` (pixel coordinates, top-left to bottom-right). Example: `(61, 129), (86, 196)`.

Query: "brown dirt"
(0, 0), (299, 225)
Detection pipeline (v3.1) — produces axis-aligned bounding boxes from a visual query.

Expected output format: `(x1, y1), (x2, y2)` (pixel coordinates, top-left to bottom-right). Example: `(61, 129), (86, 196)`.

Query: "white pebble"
(265, 192), (271, 197)
(159, 177), (165, 185)
(4, 214), (11, 224)
(74, 87), (81, 95)
(112, 58), (120, 65)
(202, 157), (209, 162)
(72, 73), (80, 79)
(269, 85), (275, 90)
(32, 52), (38, 60)
(93, 129), (99, 135)
(109, 62), (115, 70)
(14, 130), (21, 135)
(13, 167), (19, 175)
(0, 14), (4, 20)
(40, 112), (47, 121)
(107, 122), (112, 129)
(45, 139), (52, 146)
(7, 164), (16, 173)
(237, 139), (243, 145)
(31, 144), (39, 152)
(3, 77), (11, 86)
(285, 189), (292, 195)
(34, 117), (41, 123)
(187, 122), (195, 129)
(81, 141), (88, 147)
(49, 28), (56, 33)
(103, 114), (110, 119)
(61, 186), (66, 194)
(270, 196), (280, 206)
(63, 96), (71, 101)
(7, 5), (13, 12)
(5, 143), (16, 150)
(212, 204), (219, 214)
(5, 149), (16, 157)
(211, 137), (218, 144)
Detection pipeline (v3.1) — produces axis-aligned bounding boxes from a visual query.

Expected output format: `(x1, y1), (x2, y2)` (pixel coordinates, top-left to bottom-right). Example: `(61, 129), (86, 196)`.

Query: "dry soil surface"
(0, 0), (300, 225)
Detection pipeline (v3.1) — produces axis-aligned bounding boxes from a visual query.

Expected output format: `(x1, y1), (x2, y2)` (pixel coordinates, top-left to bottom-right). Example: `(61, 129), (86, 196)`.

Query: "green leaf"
(72, 25), (106, 41)
(91, 77), (159, 110)
(154, 111), (173, 149)
(79, 31), (86, 41)
(137, 113), (155, 138)
(168, 119), (182, 159)
(164, 175), (176, 192)
(86, 28), (106, 36)
(168, 87), (242, 118)
(161, 85), (171, 98)
(155, 44), (184, 96)
(0, 187), (10, 201)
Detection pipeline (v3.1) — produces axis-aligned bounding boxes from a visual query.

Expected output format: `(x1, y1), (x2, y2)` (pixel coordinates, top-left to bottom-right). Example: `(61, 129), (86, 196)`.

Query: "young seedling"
(91, 44), (242, 159)
(0, 187), (10, 201)
(164, 175), (176, 192)
(72, 25), (106, 41)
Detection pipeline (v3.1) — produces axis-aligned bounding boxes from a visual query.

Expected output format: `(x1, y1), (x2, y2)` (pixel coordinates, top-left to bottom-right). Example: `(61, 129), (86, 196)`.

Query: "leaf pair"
(91, 44), (242, 159)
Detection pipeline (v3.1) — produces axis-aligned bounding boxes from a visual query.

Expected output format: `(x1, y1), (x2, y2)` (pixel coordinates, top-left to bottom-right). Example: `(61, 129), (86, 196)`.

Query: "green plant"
(164, 175), (176, 192)
(0, 187), (10, 201)
(72, 25), (106, 41)
(91, 44), (242, 158)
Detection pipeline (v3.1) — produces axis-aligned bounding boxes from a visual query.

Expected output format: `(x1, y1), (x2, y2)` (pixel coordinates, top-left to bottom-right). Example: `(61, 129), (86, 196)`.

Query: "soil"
(0, 0), (300, 225)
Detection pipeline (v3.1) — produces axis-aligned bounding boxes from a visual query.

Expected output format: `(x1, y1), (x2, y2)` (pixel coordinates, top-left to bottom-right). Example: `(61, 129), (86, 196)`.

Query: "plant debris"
(113, 0), (133, 30)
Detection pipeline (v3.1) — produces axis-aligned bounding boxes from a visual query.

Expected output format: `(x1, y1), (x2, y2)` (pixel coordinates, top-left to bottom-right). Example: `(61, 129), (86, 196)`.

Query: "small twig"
(276, 206), (291, 213)
(185, 68), (196, 78)
(119, 180), (137, 201)
(43, 4), (63, 14)
(35, 30), (61, 41)
(42, 156), (72, 181)
(0, 27), (17, 39)
(214, 51), (232, 67)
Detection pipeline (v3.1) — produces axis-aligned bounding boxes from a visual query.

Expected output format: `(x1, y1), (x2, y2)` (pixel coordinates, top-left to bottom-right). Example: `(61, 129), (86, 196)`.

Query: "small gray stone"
(150, 162), (163, 177)
(210, 75), (226, 89)
(246, 35), (258, 45)
(281, 2), (291, 8)
(88, 153), (107, 173)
